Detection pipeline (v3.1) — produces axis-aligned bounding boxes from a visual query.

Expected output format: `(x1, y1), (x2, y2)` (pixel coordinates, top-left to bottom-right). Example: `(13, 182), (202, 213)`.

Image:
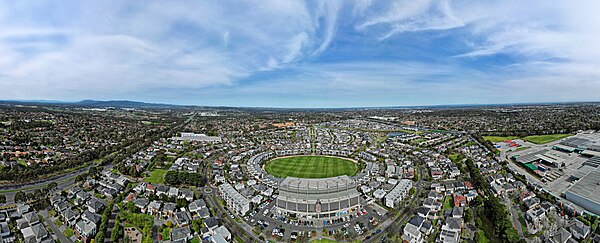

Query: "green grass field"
(310, 239), (337, 243)
(482, 136), (520, 143)
(144, 169), (167, 184)
(523, 134), (572, 144)
(265, 156), (358, 178)
(63, 228), (75, 237)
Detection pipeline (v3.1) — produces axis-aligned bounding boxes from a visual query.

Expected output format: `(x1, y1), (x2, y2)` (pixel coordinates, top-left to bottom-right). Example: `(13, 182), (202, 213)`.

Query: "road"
(362, 165), (427, 243)
(40, 210), (73, 243)
(1, 112), (197, 204)
(505, 197), (525, 238)
(1, 166), (90, 203)
(201, 186), (262, 243)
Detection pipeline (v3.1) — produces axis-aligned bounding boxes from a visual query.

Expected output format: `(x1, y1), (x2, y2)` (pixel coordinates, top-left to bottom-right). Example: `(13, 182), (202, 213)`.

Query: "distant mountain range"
(0, 99), (185, 109)
(0, 99), (599, 110)
(75, 99), (183, 108)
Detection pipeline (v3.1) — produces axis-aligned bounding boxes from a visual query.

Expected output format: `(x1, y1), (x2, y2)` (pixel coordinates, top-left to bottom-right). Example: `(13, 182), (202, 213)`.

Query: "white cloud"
(355, 0), (463, 40)
(0, 0), (344, 100)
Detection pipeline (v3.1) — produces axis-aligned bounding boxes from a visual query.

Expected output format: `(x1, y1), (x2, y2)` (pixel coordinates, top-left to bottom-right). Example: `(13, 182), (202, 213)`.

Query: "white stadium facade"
(275, 175), (360, 220)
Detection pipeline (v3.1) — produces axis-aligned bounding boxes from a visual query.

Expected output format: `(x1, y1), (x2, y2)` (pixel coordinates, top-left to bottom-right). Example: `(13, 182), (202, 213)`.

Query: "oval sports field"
(264, 155), (358, 179)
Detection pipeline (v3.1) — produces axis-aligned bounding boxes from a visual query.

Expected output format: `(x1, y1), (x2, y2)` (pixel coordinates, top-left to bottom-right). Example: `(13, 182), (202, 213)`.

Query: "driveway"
(40, 210), (73, 243)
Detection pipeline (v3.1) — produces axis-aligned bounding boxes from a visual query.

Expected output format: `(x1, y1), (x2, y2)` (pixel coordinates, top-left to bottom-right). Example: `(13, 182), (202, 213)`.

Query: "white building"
(173, 132), (222, 142)
(385, 179), (413, 208)
(219, 183), (251, 215)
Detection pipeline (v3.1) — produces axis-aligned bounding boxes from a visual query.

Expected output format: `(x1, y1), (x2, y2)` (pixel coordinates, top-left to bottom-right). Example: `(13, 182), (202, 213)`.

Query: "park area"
(523, 134), (572, 144)
(143, 169), (167, 184)
(483, 134), (572, 144)
(265, 156), (358, 179)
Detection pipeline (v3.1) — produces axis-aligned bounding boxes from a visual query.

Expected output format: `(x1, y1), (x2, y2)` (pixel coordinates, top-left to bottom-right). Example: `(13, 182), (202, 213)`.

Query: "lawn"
(443, 196), (453, 210)
(144, 169), (167, 184)
(17, 159), (28, 167)
(311, 239), (337, 243)
(448, 153), (462, 163)
(54, 219), (63, 227)
(482, 136), (520, 143)
(514, 146), (530, 152)
(63, 228), (75, 237)
(265, 156), (358, 178)
(476, 230), (490, 243)
(161, 228), (171, 241)
(523, 134), (572, 144)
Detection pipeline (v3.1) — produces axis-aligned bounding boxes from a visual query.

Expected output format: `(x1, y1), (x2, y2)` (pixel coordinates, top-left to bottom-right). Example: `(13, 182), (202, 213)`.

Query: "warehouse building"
(565, 168), (600, 215)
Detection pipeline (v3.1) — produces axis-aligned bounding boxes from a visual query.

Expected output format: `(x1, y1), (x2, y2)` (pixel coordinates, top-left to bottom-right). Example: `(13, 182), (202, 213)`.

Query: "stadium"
(275, 175), (361, 220)
(245, 151), (365, 220)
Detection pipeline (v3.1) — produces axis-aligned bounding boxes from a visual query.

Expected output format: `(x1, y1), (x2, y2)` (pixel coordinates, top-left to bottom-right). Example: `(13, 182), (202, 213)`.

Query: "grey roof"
(451, 207), (464, 217)
(163, 202), (177, 212)
(279, 175), (356, 192)
(23, 212), (40, 225)
(516, 149), (548, 164)
(204, 217), (219, 228)
(134, 198), (149, 208)
(444, 217), (463, 230)
(552, 228), (572, 243)
(188, 199), (206, 212)
(171, 226), (191, 241)
(565, 167), (600, 213)
(31, 223), (48, 241)
(82, 210), (101, 225)
(570, 219), (590, 237)
(408, 215), (424, 228)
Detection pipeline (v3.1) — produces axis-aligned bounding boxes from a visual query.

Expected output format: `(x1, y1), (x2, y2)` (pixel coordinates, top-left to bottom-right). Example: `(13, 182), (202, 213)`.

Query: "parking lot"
(500, 138), (590, 196)
(244, 196), (387, 241)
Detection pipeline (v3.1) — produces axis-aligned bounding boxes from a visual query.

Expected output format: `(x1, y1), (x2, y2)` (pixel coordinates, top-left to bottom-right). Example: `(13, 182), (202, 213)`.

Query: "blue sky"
(1, 0), (600, 107)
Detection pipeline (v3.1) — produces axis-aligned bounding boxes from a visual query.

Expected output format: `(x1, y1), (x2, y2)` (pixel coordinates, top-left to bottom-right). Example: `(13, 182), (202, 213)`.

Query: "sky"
(1, 0), (600, 108)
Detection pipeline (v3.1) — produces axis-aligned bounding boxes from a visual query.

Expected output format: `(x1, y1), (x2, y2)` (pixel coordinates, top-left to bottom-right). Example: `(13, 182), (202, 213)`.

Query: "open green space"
(523, 134), (572, 144)
(476, 230), (490, 243)
(484, 134), (572, 144)
(265, 156), (358, 178)
(443, 196), (453, 210)
(161, 228), (171, 241)
(514, 146), (530, 152)
(482, 136), (520, 143)
(63, 228), (75, 237)
(143, 169), (167, 184)
(310, 239), (337, 243)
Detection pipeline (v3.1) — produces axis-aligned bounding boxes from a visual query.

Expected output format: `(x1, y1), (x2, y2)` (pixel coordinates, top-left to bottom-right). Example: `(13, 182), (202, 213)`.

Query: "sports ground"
(265, 155), (358, 178)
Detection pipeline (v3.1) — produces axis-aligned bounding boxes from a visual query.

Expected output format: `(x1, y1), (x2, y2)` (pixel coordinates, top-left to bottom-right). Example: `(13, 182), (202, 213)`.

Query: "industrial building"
(565, 167), (600, 215)
(275, 175), (360, 220)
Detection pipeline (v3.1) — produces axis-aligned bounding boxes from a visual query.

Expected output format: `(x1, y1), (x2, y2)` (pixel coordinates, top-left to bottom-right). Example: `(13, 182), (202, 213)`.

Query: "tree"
(14, 191), (26, 202)
(409, 187), (416, 195)
(0, 194), (5, 203)
(464, 208), (474, 222)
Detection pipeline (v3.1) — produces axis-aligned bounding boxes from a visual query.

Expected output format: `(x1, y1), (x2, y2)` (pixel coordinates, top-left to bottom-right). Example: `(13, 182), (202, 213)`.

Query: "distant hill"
(75, 100), (180, 108)
(0, 99), (187, 109)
